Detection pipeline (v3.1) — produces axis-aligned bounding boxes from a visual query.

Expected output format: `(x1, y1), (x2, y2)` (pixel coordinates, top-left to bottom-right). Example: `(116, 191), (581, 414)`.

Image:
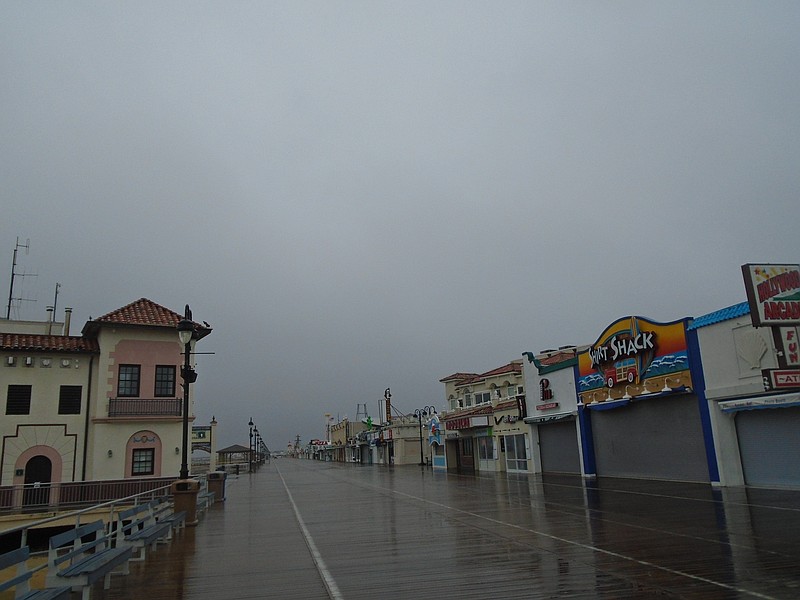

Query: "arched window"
(125, 431), (163, 477)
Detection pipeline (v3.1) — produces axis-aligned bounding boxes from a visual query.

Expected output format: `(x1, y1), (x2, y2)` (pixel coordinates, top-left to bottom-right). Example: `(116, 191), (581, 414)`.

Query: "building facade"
(690, 302), (800, 488)
(1, 298), (211, 492)
(522, 347), (583, 475)
(439, 361), (526, 474)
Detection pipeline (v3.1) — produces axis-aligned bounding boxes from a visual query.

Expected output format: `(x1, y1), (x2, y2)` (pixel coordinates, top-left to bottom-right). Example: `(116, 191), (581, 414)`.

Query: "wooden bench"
(45, 520), (132, 600)
(116, 501), (173, 561)
(151, 496), (186, 540)
(0, 546), (71, 600)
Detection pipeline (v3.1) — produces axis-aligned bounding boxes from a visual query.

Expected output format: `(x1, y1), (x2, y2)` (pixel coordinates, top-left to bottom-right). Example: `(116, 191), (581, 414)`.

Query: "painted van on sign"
(578, 316), (692, 404)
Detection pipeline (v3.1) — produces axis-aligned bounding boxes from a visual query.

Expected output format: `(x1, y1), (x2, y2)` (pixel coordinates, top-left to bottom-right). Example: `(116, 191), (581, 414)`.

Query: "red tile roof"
(537, 351), (576, 366)
(442, 404), (494, 421)
(440, 362), (522, 385)
(0, 333), (99, 353)
(480, 362), (522, 378)
(84, 298), (211, 339)
(439, 372), (480, 383)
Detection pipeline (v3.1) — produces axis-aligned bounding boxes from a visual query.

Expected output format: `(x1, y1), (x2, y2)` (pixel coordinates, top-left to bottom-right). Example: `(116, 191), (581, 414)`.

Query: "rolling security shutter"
(737, 406), (800, 487)
(591, 395), (709, 482)
(539, 420), (581, 474)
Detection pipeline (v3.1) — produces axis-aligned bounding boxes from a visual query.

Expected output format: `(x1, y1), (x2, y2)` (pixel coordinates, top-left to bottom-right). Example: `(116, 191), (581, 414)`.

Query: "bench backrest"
(48, 520), (108, 569)
(0, 546), (34, 595)
(117, 501), (156, 536)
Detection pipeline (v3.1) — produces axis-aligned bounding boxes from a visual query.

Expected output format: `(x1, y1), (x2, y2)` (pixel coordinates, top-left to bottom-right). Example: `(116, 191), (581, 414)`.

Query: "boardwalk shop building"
(1, 299), (211, 497)
(522, 347), (584, 475)
(439, 362), (526, 475)
(691, 302), (800, 488)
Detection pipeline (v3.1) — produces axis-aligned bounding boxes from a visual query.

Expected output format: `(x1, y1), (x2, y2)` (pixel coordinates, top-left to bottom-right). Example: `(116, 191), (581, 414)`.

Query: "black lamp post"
(254, 427), (260, 465)
(248, 418), (254, 471)
(413, 406), (436, 466)
(176, 305), (196, 480)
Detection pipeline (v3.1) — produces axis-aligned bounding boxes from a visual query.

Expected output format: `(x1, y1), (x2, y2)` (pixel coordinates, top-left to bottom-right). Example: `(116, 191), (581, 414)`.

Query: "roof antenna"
(6, 237), (36, 320)
(52, 282), (61, 319)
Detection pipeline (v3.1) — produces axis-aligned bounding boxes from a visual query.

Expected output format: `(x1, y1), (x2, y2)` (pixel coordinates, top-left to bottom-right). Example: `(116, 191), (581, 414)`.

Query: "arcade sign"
(742, 264), (800, 327)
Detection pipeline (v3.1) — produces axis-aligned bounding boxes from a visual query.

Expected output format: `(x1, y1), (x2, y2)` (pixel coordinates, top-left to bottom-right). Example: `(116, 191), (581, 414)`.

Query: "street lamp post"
(413, 406), (436, 466)
(254, 426), (260, 465)
(248, 418), (254, 472)
(176, 305), (196, 480)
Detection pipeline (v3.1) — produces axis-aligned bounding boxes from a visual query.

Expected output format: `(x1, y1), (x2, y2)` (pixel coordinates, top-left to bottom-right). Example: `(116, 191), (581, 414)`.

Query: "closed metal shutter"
(590, 395), (709, 482)
(737, 407), (800, 488)
(539, 420), (581, 474)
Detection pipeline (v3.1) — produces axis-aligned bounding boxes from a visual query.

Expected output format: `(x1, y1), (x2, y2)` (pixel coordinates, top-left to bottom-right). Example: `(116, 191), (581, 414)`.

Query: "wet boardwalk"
(94, 460), (800, 599)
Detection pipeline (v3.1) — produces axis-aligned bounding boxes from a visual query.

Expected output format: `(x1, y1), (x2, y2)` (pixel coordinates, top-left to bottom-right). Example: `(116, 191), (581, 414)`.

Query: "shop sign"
(577, 315), (691, 405)
(428, 414), (442, 445)
(536, 402), (559, 411)
(763, 369), (800, 390)
(540, 378), (554, 401)
(494, 414), (520, 424)
(774, 327), (800, 367)
(742, 264), (800, 327)
(526, 413), (575, 424)
(445, 415), (489, 430)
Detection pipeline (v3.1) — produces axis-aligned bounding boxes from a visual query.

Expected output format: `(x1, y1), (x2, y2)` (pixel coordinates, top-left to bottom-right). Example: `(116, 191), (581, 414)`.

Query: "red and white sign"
(536, 402), (559, 411)
(444, 415), (489, 430)
(765, 369), (800, 389)
(742, 264), (800, 327)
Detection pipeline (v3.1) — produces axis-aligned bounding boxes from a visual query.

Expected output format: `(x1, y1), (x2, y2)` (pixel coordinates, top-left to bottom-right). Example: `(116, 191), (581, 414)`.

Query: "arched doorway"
(23, 455), (52, 507)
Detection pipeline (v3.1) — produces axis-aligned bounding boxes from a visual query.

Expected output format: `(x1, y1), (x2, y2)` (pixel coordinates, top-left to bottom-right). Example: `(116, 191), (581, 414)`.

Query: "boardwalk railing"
(0, 477), (176, 515)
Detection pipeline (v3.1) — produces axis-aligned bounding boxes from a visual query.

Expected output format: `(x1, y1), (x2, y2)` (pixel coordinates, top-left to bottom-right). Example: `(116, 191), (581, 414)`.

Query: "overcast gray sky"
(2, 2), (799, 451)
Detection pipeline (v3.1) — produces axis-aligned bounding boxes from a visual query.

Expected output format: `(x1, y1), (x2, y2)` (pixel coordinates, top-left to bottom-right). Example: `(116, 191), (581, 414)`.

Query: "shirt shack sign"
(577, 315), (692, 405)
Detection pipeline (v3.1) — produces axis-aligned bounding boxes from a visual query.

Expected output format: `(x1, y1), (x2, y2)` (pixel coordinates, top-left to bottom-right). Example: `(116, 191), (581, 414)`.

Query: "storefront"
(523, 349), (582, 475)
(493, 400), (530, 473)
(577, 315), (717, 483)
(443, 409), (492, 474)
(719, 394), (800, 487)
(691, 267), (800, 488)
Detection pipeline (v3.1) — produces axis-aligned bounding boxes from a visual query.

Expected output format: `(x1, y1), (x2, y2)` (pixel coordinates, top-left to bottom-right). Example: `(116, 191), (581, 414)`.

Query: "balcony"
(108, 398), (182, 417)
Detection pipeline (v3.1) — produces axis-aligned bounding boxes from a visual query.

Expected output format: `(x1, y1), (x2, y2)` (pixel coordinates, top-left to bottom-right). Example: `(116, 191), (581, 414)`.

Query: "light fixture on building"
(175, 447), (180, 455)
(107, 450), (113, 457)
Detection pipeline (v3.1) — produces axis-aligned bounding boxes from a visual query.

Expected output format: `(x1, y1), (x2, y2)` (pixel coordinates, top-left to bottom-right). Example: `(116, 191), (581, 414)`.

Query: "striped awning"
(718, 393), (800, 413)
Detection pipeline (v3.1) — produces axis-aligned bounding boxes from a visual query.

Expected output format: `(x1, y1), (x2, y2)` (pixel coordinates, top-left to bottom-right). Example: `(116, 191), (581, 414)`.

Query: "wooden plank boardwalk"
(91, 460), (800, 599)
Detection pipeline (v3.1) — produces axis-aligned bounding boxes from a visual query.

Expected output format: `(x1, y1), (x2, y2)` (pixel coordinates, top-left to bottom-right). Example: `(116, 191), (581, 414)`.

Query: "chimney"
(46, 306), (54, 335)
(63, 307), (72, 336)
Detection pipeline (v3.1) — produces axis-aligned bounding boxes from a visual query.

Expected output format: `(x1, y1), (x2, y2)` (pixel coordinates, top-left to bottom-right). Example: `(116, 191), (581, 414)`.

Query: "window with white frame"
(474, 391), (491, 405)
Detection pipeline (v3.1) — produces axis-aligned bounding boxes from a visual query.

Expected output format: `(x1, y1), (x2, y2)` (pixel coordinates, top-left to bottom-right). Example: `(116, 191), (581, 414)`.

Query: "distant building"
(1, 298), (211, 494)
(439, 361), (526, 474)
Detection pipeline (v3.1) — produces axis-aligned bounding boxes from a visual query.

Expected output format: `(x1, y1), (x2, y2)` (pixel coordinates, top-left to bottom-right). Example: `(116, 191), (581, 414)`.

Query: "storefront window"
(505, 434), (529, 472)
(478, 436), (494, 460)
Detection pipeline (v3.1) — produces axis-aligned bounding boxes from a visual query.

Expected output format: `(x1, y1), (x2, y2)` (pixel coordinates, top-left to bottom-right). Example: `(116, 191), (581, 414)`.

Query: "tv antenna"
(6, 237), (37, 320)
